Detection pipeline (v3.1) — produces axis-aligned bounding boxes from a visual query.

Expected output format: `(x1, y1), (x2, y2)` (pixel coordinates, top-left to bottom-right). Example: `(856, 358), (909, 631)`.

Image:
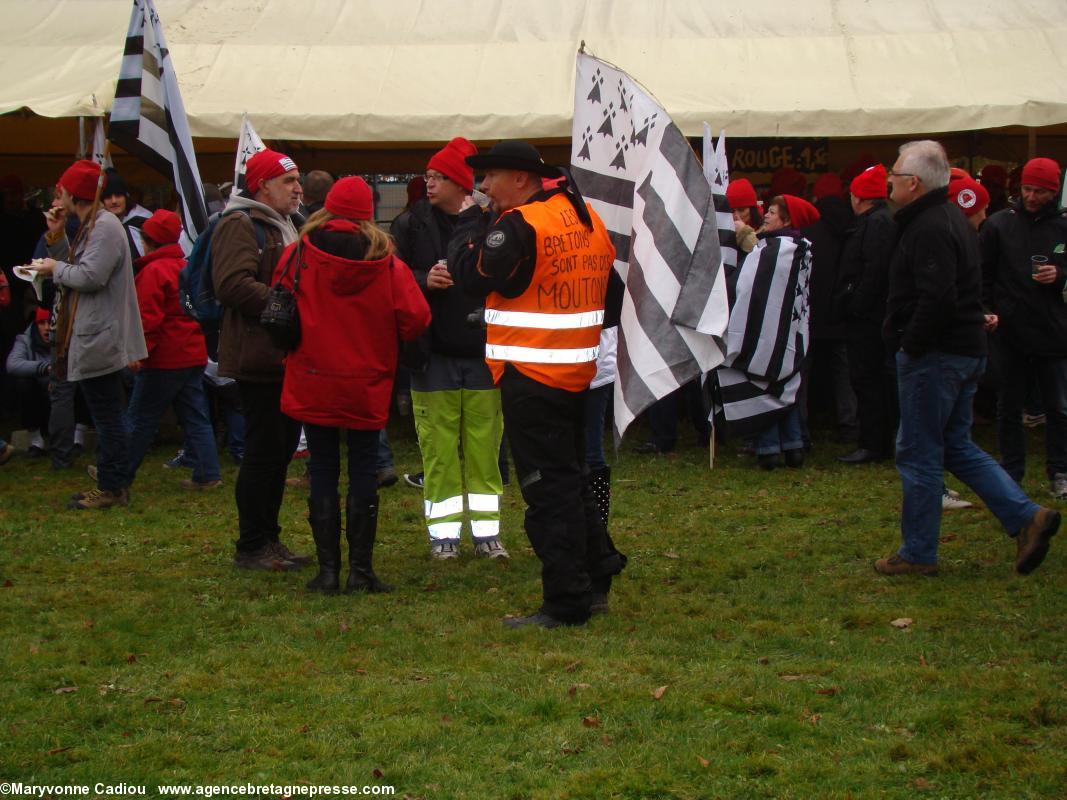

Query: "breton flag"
(234, 114), (266, 191)
(570, 52), (729, 442)
(715, 235), (812, 435)
(78, 118), (113, 168)
(109, 0), (208, 239)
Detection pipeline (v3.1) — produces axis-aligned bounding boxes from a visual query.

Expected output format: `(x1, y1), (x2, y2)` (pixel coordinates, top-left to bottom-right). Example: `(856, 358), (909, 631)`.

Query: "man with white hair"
(876, 140), (1058, 576)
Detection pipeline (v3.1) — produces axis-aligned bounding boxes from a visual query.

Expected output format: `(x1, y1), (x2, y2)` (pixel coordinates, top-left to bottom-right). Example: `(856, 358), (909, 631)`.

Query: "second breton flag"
(570, 52), (729, 443)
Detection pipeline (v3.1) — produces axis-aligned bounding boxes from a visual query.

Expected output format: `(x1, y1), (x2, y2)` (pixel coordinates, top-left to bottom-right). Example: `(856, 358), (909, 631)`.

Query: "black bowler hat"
(465, 140), (562, 178)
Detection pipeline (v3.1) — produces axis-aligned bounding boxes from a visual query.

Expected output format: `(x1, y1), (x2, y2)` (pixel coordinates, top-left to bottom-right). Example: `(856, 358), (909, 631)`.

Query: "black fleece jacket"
(979, 199), (1067, 358)
(882, 187), (986, 358)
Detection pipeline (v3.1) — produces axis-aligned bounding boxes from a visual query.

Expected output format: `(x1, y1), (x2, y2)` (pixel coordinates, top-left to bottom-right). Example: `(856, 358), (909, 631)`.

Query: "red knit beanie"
(1021, 158), (1061, 192)
(812, 173), (843, 201)
(35, 307), (50, 323)
(849, 164), (888, 200)
(979, 164), (1007, 188)
(325, 176), (374, 221)
(781, 194), (820, 228)
(245, 149), (298, 194)
(427, 137), (477, 193)
(725, 178), (758, 210)
(58, 159), (102, 201)
(947, 176), (990, 218)
(142, 209), (183, 245)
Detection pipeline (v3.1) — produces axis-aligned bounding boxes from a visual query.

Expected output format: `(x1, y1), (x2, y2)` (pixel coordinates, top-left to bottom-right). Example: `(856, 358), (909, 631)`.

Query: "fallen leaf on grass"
(663, 551), (680, 560)
(890, 618), (914, 629)
(126, 654), (137, 664)
(652, 685), (669, 700)
(46, 747), (72, 755)
(919, 654), (929, 667)
(561, 744), (582, 755)
(779, 674), (816, 682)
(568, 683), (591, 697)
(697, 756), (710, 768)
(298, 724), (310, 734)
(938, 534), (957, 543)
(910, 778), (936, 791)
(54, 686), (78, 694)
(816, 687), (840, 696)
(83, 620), (94, 629)
(440, 715), (452, 724)
(601, 735), (613, 746)
(582, 715), (600, 728)
(757, 656), (770, 665)
(339, 622), (350, 634)
(2, 579), (12, 588)
(144, 696), (162, 704)
(372, 769), (384, 779)
(564, 661), (582, 673)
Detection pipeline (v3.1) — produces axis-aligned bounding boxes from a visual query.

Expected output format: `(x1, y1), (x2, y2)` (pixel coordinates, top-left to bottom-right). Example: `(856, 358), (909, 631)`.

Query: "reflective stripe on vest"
(485, 192), (615, 392)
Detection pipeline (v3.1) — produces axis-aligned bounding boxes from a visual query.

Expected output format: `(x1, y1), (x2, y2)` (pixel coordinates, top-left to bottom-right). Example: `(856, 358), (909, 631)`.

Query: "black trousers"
(847, 328), (898, 457)
(234, 380), (300, 553)
(500, 365), (626, 623)
(15, 376), (50, 432)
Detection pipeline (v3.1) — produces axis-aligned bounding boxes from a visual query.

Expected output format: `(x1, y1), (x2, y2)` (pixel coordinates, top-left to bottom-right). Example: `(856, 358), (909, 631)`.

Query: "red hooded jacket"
(134, 243), (207, 369)
(276, 221), (431, 429)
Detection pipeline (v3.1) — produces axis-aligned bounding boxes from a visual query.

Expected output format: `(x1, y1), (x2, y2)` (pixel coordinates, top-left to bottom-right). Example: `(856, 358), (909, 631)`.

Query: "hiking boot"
(1015, 507), (1060, 575)
(1022, 412), (1046, 428)
(783, 449), (804, 469)
(403, 472), (424, 489)
(503, 612), (584, 629)
(269, 540), (313, 567)
(377, 467), (398, 488)
(942, 488), (974, 510)
(1050, 473), (1067, 500)
(473, 537), (509, 559)
(873, 554), (938, 576)
(757, 453), (780, 471)
(180, 478), (223, 490)
(68, 487), (127, 511)
(234, 543), (301, 572)
(431, 539), (459, 560)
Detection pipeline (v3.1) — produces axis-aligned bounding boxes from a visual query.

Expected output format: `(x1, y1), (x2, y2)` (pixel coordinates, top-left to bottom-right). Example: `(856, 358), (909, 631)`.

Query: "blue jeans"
(377, 429), (394, 471)
(584, 383), (611, 469)
(754, 404), (803, 456)
(124, 366), (221, 486)
(79, 370), (129, 493)
(895, 351), (1039, 564)
(992, 337), (1067, 482)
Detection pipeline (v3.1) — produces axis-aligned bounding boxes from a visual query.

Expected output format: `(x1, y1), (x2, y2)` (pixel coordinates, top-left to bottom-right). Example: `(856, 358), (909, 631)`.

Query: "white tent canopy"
(4, 0), (1067, 142)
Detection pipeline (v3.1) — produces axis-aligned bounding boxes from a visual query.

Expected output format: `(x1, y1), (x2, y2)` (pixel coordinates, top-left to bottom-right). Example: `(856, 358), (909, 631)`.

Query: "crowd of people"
(0, 134), (1062, 627)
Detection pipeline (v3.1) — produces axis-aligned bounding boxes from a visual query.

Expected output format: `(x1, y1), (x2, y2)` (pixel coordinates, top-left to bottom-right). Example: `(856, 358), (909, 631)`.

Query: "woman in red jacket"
(275, 176), (430, 595)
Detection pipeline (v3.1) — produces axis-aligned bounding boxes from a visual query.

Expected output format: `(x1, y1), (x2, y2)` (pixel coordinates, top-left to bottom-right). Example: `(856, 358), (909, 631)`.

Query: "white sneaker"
(474, 537), (510, 559)
(430, 540), (459, 560)
(1050, 473), (1067, 500)
(942, 488), (974, 510)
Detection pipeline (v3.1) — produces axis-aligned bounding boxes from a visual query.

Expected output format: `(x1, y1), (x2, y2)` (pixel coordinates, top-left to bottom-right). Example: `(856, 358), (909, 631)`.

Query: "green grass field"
(1, 421), (1064, 799)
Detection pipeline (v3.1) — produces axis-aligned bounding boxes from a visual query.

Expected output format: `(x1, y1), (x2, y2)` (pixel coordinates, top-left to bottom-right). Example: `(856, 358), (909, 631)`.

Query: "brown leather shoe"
(270, 540), (313, 567)
(68, 488), (127, 511)
(873, 554), (938, 576)
(1015, 507), (1060, 575)
(234, 543), (301, 572)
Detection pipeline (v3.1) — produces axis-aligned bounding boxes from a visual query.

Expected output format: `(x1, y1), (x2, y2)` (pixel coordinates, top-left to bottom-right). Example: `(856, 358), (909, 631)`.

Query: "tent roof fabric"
(4, 0), (1067, 141)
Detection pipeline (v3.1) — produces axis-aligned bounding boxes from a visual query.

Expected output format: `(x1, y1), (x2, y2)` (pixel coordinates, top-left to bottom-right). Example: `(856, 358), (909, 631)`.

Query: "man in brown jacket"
(213, 148), (309, 571)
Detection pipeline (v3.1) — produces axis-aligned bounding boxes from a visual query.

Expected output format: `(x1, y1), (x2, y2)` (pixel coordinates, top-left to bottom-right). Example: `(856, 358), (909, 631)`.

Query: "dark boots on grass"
(306, 493), (393, 595)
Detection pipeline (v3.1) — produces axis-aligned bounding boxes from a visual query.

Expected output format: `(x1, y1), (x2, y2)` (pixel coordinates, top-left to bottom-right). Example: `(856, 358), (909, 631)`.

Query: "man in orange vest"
(450, 141), (627, 628)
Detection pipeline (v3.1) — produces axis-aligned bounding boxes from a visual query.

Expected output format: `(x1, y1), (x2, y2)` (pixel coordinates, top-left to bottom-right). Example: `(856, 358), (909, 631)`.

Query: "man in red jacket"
(123, 209), (222, 490)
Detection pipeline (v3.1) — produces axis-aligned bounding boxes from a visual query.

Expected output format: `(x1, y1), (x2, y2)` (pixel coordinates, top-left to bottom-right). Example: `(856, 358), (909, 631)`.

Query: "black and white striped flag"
(571, 52), (729, 442)
(716, 235), (812, 436)
(234, 114), (266, 192)
(109, 0), (207, 239)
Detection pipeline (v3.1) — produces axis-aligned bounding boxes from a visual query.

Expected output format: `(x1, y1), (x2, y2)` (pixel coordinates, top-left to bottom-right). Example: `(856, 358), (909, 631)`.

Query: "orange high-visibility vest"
(485, 192), (616, 392)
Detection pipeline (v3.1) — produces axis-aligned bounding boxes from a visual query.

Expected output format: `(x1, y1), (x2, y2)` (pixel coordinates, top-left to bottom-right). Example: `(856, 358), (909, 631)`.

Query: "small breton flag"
(109, 0), (208, 239)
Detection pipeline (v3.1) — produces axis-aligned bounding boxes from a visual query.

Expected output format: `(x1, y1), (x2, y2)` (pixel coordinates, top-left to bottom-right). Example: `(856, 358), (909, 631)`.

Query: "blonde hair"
(298, 208), (393, 261)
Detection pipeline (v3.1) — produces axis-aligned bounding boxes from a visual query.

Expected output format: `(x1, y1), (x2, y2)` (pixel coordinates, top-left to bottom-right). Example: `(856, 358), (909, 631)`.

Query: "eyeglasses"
(423, 172), (451, 183)
(887, 169), (916, 179)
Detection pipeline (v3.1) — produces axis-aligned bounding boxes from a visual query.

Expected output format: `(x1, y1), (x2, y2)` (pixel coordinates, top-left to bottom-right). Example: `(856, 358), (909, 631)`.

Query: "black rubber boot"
(345, 494), (394, 593)
(306, 494), (342, 593)
(588, 466), (611, 527)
